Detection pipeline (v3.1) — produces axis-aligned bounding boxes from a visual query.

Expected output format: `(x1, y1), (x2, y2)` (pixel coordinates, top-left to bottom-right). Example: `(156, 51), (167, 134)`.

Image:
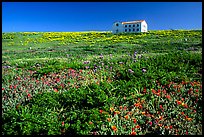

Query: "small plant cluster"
(96, 81), (202, 135)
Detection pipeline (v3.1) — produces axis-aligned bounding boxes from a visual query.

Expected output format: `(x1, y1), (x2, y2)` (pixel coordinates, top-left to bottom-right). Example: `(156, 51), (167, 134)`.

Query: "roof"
(122, 20), (145, 24)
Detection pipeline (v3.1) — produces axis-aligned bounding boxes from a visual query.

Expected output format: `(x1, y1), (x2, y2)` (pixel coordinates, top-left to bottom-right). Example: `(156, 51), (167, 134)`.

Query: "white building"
(112, 20), (148, 34)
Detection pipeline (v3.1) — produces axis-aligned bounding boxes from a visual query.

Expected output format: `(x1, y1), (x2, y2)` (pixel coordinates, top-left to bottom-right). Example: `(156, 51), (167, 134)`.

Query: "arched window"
(129, 29), (131, 32)
(116, 23), (119, 27)
(133, 24), (135, 27)
(133, 28), (135, 31)
(125, 29), (127, 32)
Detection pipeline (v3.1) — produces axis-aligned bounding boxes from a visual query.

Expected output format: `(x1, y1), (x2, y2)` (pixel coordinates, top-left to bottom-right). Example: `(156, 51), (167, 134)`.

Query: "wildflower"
(119, 106), (123, 110)
(130, 131), (136, 135)
(124, 106), (127, 110)
(141, 112), (146, 115)
(124, 96), (126, 100)
(134, 103), (140, 107)
(186, 117), (192, 121)
(158, 124), (163, 127)
(128, 69), (134, 74)
(99, 110), (103, 114)
(83, 60), (90, 64)
(111, 126), (117, 132)
(181, 112), (185, 115)
(133, 118), (137, 123)
(110, 107), (114, 112)
(28, 94), (31, 98)
(151, 89), (156, 94)
(124, 115), (129, 120)
(62, 121), (65, 126)
(107, 118), (111, 122)
(169, 125), (173, 129)
(195, 89), (199, 92)
(114, 111), (120, 115)
(2, 88), (4, 90)
(159, 105), (163, 110)
(89, 121), (93, 125)
(149, 121), (153, 126)
(54, 88), (58, 92)
(176, 100), (182, 105)
(166, 95), (171, 99)
(142, 68), (147, 73)
(135, 125), (140, 129)
(165, 126), (168, 129)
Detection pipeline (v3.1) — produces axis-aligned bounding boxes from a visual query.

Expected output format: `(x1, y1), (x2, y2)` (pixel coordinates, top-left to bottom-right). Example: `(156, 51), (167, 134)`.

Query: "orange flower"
(181, 112), (185, 115)
(111, 126), (117, 132)
(134, 103), (140, 107)
(141, 112), (146, 115)
(124, 115), (129, 120)
(186, 117), (192, 121)
(110, 107), (114, 112)
(130, 131), (136, 135)
(135, 125), (140, 129)
(119, 106), (123, 110)
(89, 121), (93, 125)
(159, 116), (163, 120)
(165, 126), (168, 129)
(107, 118), (111, 122)
(158, 124), (163, 127)
(114, 111), (120, 115)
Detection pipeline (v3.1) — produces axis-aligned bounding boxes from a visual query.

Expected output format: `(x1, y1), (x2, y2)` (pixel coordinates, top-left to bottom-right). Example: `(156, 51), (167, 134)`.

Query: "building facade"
(112, 20), (148, 34)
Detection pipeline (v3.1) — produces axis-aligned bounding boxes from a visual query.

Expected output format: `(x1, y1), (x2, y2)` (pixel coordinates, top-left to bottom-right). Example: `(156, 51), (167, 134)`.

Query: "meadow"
(2, 30), (202, 135)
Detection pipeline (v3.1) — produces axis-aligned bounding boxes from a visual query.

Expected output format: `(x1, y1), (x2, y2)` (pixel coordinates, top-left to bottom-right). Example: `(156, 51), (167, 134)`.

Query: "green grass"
(2, 30), (202, 135)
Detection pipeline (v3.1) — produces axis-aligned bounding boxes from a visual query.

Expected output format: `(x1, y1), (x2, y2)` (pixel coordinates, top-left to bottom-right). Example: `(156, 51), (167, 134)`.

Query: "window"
(129, 25), (131, 27)
(133, 24), (135, 27)
(116, 23), (119, 27)
(137, 24), (139, 27)
(116, 29), (119, 33)
(143, 25), (146, 28)
(137, 28), (139, 31)
(133, 28), (135, 31)
(125, 29), (127, 32)
(125, 25), (127, 27)
(129, 29), (131, 32)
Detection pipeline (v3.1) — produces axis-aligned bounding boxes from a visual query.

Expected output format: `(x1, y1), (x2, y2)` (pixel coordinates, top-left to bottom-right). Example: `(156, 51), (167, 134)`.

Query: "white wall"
(113, 21), (148, 34)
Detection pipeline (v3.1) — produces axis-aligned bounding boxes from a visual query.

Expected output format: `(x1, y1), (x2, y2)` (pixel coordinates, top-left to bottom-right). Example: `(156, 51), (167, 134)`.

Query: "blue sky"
(2, 2), (202, 32)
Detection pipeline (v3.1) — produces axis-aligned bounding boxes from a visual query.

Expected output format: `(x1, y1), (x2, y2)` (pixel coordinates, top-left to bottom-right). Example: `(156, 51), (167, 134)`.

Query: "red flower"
(124, 106), (127, 110)
(151, 89), (156, 94)
(195, 89), (199, 92)
(176, 100), (182, 105)
(2, 88), (4, 90)
(130, 131), (136, 135)
(133, 118), (137, 123)
(169, 125), (173, 129)
(54, 88), (58, 92)
(157, 89), (161, 93)
(62, 121), (65, 126)
(166, 95), (171, 99)
(89, 121), (93, 125)
(28, 94), (31, 98)
(159, 105), (163, 109)
(99, 110), (103, 114)
(149, 121), (152, 126)
(9, 85), (12, 89)
(181, 112), (185, 115)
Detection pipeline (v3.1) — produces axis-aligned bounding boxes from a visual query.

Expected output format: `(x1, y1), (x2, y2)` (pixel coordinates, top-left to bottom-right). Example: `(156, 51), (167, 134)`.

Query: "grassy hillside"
(2, 30), (202, 135)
